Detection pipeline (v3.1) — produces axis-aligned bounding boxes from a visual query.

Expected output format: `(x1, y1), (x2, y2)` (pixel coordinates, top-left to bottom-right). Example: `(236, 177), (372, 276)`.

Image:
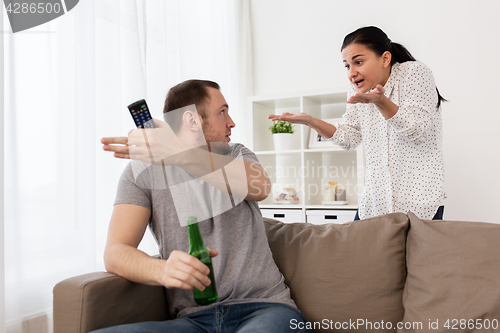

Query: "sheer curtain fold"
(0, 2), (5, 329)
(4, 0), (250, 332)
(5, 1), (100, 330)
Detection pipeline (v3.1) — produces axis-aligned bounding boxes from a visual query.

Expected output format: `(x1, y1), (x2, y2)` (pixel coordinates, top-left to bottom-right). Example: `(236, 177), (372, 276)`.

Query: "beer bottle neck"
(188, 222), (205, 252)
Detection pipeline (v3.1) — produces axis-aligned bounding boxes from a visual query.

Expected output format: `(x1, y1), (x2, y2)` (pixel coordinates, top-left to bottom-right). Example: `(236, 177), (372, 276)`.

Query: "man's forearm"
(167, 147), (270, 201)
(104, 243), (165, 286)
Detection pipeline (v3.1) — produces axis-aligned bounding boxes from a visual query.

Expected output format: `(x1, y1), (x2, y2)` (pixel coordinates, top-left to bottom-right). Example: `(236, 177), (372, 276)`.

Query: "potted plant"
(269, 120), (295, 151)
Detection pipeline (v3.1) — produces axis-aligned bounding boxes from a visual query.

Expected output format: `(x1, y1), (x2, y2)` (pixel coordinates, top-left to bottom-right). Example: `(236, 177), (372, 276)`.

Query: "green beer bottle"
(187, 216), (217, 305)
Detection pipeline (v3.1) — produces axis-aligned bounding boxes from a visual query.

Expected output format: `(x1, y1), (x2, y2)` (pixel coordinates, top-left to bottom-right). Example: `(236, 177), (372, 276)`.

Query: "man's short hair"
(163, 80), (220, 133)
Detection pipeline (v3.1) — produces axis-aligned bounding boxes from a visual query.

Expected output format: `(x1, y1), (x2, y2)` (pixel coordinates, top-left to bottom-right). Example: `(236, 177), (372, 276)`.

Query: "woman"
(269, 26), (445, 220)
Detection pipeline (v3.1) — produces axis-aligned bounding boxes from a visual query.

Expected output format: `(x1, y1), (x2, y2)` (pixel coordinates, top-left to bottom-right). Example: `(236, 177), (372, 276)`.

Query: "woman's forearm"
(375, 95), (399, 120)
(310, 117), (337, 139)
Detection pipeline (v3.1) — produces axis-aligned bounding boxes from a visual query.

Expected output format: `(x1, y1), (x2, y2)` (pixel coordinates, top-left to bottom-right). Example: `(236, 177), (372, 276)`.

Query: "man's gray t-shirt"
(114, 143), (296, 318)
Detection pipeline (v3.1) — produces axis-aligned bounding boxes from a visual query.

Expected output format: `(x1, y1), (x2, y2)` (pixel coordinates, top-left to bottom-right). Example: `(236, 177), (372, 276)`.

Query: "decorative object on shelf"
(323, 181), (337, 202)
(308, 118), (342, 149)
(273, 187), (300, 204)
(322, 182), (348, 205)
(269, 120), (295, 151)
(335, 188), (347, 202)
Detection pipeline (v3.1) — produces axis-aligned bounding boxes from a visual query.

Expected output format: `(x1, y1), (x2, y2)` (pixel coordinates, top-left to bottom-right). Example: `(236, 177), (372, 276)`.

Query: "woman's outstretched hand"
(347, 84), (385, 104)
(268, 112), (313, 125)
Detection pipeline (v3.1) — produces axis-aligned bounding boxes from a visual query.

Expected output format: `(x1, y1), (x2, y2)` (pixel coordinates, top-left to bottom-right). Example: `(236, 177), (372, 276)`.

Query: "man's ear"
(382, 51), (392, 68)
(183, 110), (200, 130)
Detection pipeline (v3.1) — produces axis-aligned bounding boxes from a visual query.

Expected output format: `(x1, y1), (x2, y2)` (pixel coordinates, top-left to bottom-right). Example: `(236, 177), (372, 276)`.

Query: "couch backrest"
(401, 212), (500, 332)
(264, 213), (409, 333)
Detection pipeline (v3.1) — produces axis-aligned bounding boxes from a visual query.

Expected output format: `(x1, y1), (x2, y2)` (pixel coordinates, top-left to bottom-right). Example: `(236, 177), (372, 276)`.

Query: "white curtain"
(3, 0), (252, 331)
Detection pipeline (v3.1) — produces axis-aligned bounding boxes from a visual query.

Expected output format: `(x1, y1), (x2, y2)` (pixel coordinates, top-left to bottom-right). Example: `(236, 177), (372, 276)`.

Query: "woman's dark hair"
(342, 26), (446, 108)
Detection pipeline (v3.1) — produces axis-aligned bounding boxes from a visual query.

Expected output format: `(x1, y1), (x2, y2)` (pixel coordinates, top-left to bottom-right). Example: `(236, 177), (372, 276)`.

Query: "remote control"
(127, 99), (156, 128)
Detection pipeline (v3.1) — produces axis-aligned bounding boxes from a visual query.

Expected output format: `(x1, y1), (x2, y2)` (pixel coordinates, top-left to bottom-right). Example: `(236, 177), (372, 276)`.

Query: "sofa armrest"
(53, 272), (171, 333)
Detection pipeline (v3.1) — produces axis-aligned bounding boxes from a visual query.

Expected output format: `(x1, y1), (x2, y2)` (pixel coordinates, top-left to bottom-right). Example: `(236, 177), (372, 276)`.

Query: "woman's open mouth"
(354, 79), (364, 88)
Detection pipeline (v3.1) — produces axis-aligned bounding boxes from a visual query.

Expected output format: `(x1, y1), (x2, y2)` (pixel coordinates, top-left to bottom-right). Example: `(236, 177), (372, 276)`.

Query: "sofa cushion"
(399, 212), (500, 333)
(264, 213), (409, 333)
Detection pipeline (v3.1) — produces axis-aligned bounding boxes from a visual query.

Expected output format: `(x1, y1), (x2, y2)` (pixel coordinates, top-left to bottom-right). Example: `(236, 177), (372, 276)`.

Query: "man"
(94, 80), (310, 332)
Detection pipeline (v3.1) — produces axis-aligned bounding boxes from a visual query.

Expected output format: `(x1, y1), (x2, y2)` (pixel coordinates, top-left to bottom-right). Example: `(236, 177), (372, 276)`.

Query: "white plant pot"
(273, 133), (294, 151)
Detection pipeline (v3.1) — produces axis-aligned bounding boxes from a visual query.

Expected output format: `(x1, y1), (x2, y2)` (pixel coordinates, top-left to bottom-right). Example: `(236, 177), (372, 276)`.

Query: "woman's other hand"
(347, 84), (385, 104)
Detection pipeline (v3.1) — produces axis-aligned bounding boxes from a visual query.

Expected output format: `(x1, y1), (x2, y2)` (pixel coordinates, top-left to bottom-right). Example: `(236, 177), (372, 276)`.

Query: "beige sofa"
(53, 212), (500, 333)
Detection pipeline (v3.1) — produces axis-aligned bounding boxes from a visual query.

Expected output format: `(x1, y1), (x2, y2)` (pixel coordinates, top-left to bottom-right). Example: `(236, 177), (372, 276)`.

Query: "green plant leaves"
(269, 120), (295, 134)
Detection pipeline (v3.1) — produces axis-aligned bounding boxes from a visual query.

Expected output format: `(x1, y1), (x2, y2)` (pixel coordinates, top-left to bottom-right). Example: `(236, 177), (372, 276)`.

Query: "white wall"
(250, 0), (500, 223)
(0, 2), (5, 331)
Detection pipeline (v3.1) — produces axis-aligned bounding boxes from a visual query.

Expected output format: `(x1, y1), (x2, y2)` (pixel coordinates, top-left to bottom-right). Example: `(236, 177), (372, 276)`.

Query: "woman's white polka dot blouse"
(330, 61), (445, 220)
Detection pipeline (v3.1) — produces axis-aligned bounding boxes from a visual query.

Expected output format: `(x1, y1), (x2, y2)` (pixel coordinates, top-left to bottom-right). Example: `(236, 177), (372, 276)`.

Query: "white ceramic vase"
(273, 133), (293, 151)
